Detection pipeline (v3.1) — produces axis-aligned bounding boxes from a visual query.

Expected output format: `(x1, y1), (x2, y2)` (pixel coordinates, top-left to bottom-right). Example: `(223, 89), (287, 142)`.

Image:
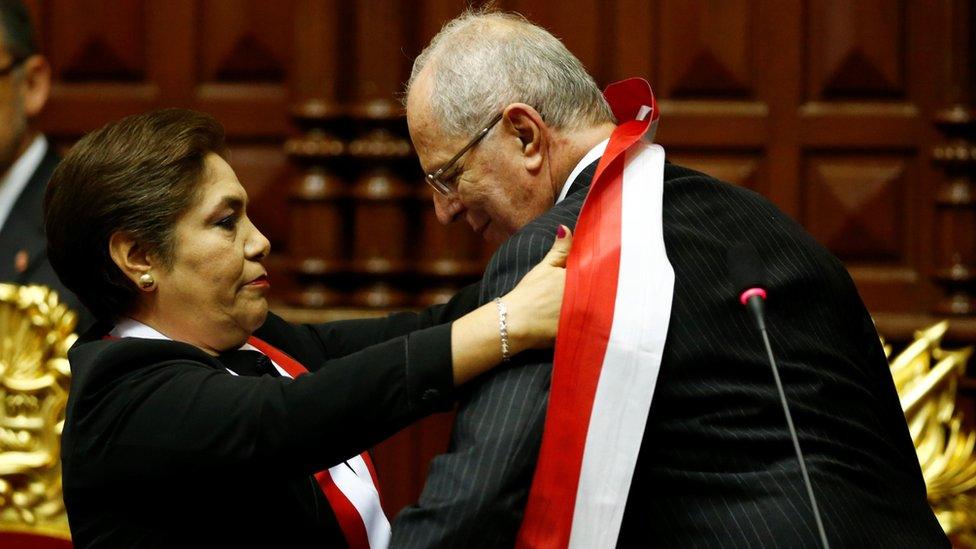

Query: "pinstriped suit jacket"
(391, 161), (948, 548)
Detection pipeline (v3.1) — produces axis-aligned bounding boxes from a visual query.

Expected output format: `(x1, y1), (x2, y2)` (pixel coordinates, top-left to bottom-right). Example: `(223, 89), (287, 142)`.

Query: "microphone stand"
(745, 293), (830, 549)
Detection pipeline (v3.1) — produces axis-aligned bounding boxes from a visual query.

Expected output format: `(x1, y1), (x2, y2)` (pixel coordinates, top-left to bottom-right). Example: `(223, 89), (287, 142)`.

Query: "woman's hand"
(449, 225), (572, 385)
(503, 225), (573, 353)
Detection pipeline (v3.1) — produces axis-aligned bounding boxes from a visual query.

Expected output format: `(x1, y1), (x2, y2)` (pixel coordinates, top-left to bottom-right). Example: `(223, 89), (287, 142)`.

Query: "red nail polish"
(557, 225), (566, 239)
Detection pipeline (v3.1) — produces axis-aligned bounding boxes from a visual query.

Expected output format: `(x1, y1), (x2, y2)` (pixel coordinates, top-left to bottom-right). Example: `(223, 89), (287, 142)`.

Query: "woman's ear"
(108, 232), (155, 291)
(502, 103), (546, 173)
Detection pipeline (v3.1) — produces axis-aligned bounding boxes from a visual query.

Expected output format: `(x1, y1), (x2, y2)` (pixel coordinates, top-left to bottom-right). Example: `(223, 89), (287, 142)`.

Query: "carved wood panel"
(659, 0), (754, 99)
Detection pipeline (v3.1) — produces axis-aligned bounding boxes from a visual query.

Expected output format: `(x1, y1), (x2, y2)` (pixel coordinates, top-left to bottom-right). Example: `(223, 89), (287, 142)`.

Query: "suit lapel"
(0, 147), (59, 283)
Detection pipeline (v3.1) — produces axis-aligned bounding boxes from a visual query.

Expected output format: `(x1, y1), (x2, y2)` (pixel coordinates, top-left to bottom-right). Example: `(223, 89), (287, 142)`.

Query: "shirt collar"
(110, 317), (171, 340)
(110, 317), (272, 374)
(556, 138), (609, 204)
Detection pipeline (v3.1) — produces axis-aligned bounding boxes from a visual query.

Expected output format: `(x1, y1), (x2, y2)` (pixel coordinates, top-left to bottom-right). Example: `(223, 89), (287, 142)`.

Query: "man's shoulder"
(663, 162), (763, 203)
(15, 139), (60, 213)
(664, 163), (765, 200)
(497, 183), (587, 253)
(481, 201), (577, 291)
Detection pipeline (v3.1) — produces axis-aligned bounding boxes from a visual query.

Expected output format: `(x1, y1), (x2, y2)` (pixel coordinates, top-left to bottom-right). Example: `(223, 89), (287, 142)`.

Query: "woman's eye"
(216, 215), (238, 229)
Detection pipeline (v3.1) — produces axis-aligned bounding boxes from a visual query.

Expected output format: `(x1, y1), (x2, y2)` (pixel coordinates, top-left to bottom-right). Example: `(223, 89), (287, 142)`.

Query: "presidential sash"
(516, 78), (673, 548)
(248, 336), (389, 549)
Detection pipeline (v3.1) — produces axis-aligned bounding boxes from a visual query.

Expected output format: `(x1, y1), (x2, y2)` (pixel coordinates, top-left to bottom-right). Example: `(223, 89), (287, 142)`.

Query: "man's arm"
(392, 225), (561, 548)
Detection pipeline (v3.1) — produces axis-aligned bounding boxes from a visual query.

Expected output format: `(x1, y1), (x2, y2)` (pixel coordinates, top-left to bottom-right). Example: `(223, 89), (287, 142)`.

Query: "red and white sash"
(516, 78), (673, 548)
(108, 320), (389, 548)
(248, 336), (389, 549)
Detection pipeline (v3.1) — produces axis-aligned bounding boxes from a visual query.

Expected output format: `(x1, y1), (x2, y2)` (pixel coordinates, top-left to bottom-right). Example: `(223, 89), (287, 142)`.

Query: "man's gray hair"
(406, 10), (613, 137)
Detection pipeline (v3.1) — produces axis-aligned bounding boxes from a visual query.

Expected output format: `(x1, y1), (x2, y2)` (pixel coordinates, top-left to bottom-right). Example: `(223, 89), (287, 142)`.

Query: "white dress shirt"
(0, 135), (47, 231)
(556, 138), (609, 204)
(110, 317), (290, 376)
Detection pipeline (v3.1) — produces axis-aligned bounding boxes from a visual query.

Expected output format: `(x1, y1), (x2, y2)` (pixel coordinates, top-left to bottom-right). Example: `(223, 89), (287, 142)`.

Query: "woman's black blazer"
(60, 284), (479, 548)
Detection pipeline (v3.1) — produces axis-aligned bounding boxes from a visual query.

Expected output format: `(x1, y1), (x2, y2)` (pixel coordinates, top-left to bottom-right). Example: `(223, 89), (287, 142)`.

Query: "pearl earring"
(139, 273), (155, 289)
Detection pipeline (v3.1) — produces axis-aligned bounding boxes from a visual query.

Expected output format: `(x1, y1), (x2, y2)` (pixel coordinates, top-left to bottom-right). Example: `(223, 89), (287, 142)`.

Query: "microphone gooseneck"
(727, 243), (830, 549)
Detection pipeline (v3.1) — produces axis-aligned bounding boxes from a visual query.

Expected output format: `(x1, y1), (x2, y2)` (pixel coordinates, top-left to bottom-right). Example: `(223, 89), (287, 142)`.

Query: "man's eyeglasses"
(425, 112), (503, 198)
(0, 56), (26, 78)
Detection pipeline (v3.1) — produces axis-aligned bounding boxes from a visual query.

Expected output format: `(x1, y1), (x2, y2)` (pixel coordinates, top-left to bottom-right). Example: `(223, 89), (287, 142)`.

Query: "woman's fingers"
(543, 225), (573, 268)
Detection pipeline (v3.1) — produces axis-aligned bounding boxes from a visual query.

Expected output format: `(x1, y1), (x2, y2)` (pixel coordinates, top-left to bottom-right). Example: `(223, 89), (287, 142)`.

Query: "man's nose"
(433, 192), (465, 225)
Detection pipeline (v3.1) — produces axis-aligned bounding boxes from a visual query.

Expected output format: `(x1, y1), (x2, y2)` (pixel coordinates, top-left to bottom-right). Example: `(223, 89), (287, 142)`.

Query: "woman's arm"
(274, 281), (482, 364)
(449, 228), (570, 384)
(76, 228), (571, 478)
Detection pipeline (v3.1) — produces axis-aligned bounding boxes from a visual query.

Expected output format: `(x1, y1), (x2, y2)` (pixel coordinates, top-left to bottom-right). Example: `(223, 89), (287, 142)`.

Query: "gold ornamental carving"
(888, 322), (976, 545)
(0, 284), (76, 540)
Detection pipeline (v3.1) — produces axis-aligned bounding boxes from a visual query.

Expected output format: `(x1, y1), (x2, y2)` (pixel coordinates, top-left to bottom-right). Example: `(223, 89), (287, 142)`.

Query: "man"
(392, 10), (948, 548)
(0, 0), (91, 329)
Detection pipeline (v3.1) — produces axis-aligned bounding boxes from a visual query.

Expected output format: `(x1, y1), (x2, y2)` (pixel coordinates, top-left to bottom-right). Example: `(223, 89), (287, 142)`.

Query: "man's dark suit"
(0, 144), (93, 329)
(391, 161), (948, 547)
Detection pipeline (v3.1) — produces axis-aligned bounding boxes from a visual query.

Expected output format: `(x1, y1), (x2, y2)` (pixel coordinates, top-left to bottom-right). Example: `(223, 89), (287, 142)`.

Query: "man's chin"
(483, 225), (511, 245)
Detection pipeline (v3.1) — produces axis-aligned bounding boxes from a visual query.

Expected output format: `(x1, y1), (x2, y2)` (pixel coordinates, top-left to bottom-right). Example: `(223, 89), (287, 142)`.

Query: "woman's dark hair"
(44, 108), (226, 322)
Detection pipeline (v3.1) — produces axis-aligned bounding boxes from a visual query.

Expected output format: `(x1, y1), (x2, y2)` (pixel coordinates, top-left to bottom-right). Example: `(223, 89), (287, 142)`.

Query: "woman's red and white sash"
(248, 336), (389, 549)
(516, 78), (673, 549)
(107, 319), (389, 549)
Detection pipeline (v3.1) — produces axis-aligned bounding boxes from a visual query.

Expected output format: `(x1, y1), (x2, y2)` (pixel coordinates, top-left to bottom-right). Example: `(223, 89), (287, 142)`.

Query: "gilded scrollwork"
(0, 284), (75, 539)
(889, 321), (976, 543)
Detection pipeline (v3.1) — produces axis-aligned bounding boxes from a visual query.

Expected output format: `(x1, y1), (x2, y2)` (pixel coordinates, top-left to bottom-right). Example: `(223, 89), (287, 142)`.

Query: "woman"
(45, 109), (570, 548)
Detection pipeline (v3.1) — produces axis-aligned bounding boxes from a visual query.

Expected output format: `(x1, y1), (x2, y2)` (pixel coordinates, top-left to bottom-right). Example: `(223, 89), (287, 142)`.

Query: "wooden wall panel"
(192, 0), (293, 135)
(803, 156), (909, 262)
(807, 0), (905, 100)
(659, 0), (754, 98)
(607, 0), (655, 82)
(33, 0), (160, 132)
(27, 0), (971, 522)
(197, 0), (292, 83)
(796, 1), (936, 323)
(47, 0), (146, 82)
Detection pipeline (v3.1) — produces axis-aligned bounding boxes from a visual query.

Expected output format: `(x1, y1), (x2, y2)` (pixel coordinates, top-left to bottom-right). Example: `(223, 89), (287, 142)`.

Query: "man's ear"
(18, 55), (51, 119)
(108, 231), (154, 289)
(502, 103), (546, 173)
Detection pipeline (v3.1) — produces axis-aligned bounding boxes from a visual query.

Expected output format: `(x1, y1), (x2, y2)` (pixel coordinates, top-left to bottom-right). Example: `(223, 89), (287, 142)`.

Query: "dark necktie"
(218, 349), (282, 378)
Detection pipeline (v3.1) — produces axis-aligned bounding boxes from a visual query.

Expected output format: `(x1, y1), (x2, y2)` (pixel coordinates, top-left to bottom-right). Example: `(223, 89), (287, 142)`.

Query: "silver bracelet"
(494, 297), (511, 362)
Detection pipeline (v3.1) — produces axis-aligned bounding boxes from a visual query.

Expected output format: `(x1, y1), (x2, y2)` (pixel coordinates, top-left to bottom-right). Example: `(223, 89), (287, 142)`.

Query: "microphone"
(727, 243), (830, 549)
(728, 242), (768, 331)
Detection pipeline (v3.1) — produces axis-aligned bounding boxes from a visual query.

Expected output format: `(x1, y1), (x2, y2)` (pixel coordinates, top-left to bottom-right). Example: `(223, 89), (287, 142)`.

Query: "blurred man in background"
(0, 0), (91, 330)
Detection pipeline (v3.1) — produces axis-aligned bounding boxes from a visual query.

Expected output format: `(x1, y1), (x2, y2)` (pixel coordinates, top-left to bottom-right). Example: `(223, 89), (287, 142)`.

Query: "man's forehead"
(406, 69), (478, 170)
(411, 128), (469, 174)
(408, 105), (460, 170)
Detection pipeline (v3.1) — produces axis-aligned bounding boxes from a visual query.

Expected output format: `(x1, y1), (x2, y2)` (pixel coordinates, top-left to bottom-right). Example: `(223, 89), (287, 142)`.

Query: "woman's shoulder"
(68, 329), (219, 390)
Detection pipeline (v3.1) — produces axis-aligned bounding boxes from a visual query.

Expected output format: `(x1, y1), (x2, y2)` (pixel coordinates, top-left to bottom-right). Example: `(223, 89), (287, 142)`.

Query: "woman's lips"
(245, 274), (270, 289)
